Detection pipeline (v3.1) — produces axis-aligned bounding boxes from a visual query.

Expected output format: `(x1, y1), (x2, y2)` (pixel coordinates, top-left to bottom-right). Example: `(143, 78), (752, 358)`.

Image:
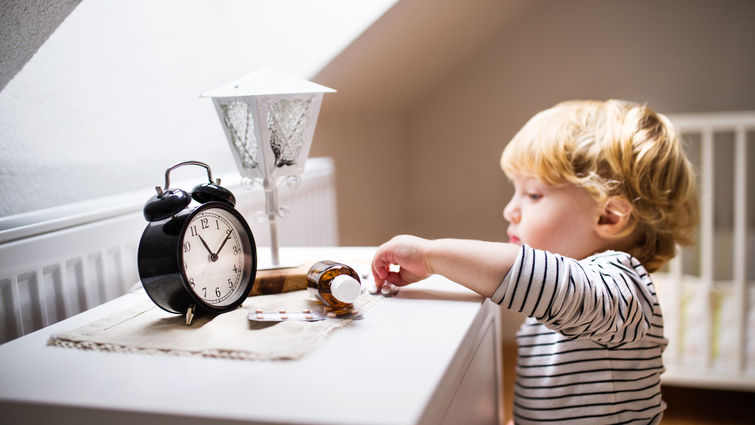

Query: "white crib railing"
(657, 111), (755, 391)
(0, 158), (338, 344)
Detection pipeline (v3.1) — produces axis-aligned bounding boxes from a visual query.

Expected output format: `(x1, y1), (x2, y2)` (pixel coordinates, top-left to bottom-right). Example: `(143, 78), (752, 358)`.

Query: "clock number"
(190, 225), (197, 237)
(201, 218), (210, 230)
(233, 264), (238, 274)
(189, 278), (195, 288)
(227, 278), (233, 288)
(216, 219), (220, 230)
(233, 245), (239, 255)
(183, 241), (191, 253)
(201, 286), (223, 299)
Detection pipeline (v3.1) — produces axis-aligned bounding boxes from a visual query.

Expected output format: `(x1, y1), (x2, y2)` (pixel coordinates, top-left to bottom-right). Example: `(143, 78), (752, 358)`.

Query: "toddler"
(371, 100), (698, 424)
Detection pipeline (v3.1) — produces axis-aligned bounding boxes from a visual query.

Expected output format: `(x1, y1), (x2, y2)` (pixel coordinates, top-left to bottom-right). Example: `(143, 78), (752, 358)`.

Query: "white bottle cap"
(330, 274), (361, 303)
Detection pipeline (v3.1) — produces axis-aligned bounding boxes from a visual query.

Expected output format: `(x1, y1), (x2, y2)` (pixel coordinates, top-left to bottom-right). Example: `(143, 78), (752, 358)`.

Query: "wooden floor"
(500, 344), (755, 424)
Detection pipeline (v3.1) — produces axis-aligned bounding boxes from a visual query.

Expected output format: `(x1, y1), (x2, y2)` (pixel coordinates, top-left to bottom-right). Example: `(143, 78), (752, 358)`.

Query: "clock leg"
(185, 304), (196, 326)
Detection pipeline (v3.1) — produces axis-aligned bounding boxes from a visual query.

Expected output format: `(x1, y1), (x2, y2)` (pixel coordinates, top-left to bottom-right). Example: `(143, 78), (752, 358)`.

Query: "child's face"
(503, 173), (604, 259)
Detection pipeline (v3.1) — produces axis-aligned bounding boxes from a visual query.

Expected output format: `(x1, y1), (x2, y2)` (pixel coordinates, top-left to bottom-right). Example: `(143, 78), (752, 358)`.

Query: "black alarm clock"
(137, 161), (257, 325)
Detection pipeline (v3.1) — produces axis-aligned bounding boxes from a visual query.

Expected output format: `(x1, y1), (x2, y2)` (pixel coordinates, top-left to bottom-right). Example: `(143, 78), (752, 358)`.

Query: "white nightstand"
(0, 247), (503, 425)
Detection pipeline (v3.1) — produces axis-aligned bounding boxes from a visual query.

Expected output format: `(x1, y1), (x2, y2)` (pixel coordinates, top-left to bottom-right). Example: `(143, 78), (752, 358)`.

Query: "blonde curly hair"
(500, 99), (699, 272)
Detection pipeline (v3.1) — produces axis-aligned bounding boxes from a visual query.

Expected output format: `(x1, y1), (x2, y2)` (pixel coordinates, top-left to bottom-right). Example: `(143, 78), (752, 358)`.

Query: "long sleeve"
(491, 245), (662, 346)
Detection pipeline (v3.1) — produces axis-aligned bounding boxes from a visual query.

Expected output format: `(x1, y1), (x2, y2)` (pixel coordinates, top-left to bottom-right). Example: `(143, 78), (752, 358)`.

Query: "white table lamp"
(202, 68), (335, 266)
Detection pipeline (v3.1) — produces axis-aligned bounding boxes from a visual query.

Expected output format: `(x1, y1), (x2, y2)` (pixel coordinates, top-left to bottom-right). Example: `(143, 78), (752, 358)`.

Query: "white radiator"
(0, 157), (338, 344)
(656, 112), (755, 391)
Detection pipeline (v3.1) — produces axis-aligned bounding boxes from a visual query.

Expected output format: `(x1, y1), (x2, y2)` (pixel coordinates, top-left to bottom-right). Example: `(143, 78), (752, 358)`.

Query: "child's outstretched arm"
(371, 235), (520, 297)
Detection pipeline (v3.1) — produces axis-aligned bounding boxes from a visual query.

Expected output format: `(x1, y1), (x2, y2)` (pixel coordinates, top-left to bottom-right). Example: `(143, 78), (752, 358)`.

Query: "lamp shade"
(202, 68), (336, 182)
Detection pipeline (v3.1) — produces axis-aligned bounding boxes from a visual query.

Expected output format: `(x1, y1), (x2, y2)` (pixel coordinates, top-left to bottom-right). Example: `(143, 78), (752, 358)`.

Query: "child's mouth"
(509, 235), (521, 244)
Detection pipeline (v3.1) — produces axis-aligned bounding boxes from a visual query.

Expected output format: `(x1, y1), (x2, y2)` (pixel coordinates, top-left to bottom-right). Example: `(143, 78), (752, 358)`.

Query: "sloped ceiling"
(315, 0), (537, 116)
(0, 0), (82, 91)
(2, 0), (536, 113)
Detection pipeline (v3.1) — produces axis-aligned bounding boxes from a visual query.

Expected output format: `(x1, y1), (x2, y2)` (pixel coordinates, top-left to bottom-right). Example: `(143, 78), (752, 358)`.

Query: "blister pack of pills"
(248, 309), (326, 322)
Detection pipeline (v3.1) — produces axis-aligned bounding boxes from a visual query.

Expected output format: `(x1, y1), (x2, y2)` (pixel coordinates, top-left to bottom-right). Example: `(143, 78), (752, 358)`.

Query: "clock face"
(180, 206), (254, 308)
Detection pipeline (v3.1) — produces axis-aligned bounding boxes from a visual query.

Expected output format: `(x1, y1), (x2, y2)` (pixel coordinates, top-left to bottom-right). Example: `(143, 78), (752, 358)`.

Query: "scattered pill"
(379, 281), (399, 296)
(302, 309), (311, 314)
(278, 309), (287, 314)
(327, 312), (337, 318)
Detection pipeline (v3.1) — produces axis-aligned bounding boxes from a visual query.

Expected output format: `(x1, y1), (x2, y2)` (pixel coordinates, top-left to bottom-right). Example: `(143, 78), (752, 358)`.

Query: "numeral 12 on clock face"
(180, 208), (247, 307)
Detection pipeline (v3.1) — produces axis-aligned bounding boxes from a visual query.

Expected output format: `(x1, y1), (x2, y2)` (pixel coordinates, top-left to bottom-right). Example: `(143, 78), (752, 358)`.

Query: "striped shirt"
(490, 245), (666, 425)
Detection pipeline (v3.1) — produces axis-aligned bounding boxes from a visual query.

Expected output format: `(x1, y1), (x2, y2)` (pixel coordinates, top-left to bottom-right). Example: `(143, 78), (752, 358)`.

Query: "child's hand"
(372, 235), (517, 298)
(371, 235), (434, 289)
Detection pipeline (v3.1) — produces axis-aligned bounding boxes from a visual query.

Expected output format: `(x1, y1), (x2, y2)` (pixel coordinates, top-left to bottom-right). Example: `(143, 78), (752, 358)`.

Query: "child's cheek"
(523, 211), (564, 251)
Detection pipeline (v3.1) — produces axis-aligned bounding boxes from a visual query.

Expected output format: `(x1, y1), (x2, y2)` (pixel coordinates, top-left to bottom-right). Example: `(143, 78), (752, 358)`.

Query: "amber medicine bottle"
(306, 261), (362, 310)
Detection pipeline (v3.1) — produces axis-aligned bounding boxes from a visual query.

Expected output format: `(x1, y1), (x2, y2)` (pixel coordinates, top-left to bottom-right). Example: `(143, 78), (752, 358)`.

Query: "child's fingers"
(371, 253), (391, 282)
(385, 269), (422, 287)
(371, 235), (428, 288)
(383, 271), (404, 286)
(371, 243), (401, 281)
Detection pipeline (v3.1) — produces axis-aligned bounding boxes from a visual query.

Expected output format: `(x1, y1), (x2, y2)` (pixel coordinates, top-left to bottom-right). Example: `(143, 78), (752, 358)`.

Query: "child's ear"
(595, 196), (634, 238)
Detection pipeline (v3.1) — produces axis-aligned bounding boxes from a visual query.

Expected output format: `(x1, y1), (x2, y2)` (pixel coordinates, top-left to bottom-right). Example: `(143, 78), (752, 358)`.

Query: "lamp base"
(256, 262), (303, 271)
(249, 262), (310, 297)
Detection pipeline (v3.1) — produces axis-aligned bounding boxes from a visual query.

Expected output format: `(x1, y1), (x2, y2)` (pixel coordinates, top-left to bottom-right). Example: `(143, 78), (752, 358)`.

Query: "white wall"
(403, 0), (755, 242)
(312, 0), (755, 247)
(0, 0), (396, 218)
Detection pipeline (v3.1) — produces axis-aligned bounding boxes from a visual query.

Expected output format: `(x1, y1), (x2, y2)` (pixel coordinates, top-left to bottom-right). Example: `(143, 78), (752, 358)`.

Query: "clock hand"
(198, 235), (218, 262)
(214, 231), (233, 257)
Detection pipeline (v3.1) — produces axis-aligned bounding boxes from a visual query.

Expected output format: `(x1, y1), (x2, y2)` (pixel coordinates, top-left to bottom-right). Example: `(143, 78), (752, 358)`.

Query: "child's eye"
(527, 193), (543, 201)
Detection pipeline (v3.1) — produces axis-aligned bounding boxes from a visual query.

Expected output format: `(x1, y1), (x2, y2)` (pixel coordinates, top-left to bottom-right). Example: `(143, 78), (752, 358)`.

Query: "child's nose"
(503, 202), (520, 224)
